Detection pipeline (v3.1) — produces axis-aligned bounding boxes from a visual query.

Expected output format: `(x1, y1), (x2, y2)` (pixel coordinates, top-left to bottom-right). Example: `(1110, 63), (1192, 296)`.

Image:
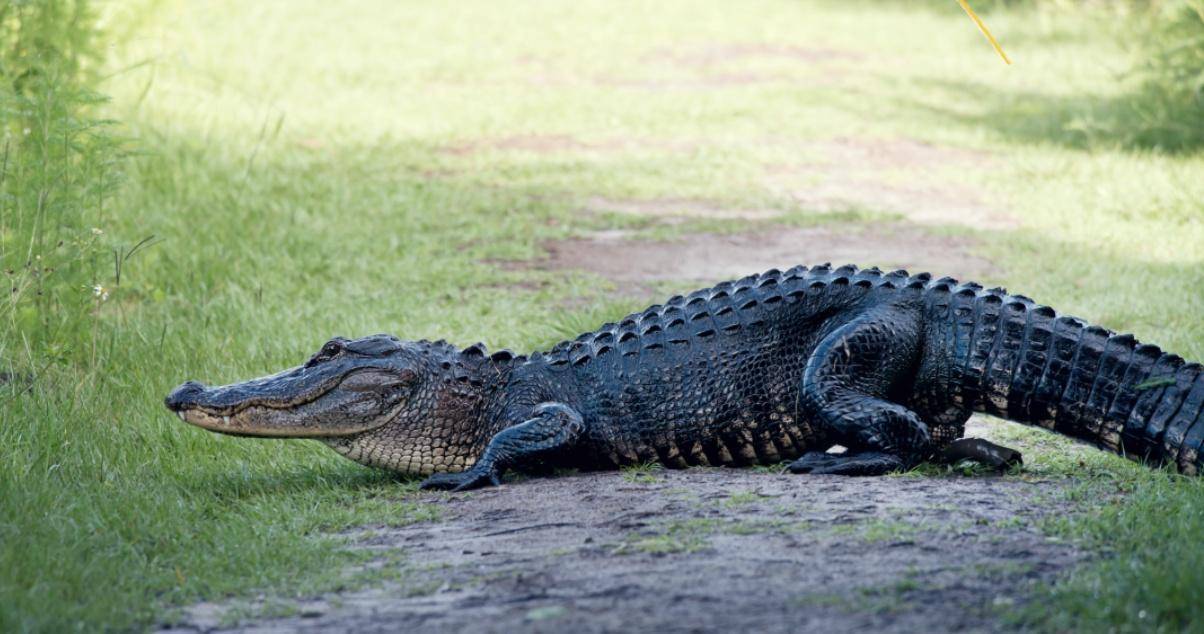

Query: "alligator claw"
(419, 468), (502, 492)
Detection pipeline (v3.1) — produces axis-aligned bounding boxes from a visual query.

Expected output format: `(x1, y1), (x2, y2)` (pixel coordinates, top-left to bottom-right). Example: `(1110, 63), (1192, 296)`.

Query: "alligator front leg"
(788, 306), (933, 476)
(419, 403), (585, 492)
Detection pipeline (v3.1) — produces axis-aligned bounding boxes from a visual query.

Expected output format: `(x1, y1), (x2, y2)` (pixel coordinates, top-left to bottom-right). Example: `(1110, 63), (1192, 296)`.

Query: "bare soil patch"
(582, 196), (784, 221)
(439, 135), (694, 156)
(440, 135), (625, 156)
(439, 133), (1008, 229)
(796, 137), (992, 169)
(162, 422), (1083, 633)
(517, 223), (996, 297)
(513, 42), (857, 91)
(645, 43), (862, 69)
(591, 72), (784, 91)
(599, 43), (862, 91)
(765, 138), (1013, 230)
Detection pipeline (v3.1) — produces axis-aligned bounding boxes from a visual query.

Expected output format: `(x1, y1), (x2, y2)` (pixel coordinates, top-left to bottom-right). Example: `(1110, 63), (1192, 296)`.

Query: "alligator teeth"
(178, 412), (186, 421)
(222, 415), (232, 425)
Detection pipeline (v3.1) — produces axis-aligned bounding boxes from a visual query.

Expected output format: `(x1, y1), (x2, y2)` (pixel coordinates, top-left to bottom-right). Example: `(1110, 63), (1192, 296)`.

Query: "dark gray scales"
(164, 264), (1204, 491)
(417, 264), (1201, 490)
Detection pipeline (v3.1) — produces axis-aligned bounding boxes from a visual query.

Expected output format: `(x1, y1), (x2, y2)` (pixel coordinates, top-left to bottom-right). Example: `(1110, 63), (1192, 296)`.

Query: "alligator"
(165, 264), (1204, 491)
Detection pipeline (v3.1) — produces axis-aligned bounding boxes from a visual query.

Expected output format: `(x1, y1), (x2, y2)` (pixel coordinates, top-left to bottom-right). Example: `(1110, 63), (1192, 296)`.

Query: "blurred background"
(1, 0), (1201, 631)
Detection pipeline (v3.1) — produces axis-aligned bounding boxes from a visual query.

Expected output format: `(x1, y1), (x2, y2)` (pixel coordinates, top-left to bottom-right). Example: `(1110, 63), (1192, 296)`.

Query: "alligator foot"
(419, 467), (501, 492)
(937, 438), (1023, 471)
(786, 451), (906, 476)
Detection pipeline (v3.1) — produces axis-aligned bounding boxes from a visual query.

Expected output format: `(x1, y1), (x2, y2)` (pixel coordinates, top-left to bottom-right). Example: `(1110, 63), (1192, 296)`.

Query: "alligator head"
(165, 334), (496, 475)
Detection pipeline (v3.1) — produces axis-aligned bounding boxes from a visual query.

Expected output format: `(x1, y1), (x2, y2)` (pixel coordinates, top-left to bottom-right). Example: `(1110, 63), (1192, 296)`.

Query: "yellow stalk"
(956, 0), (1012, 65)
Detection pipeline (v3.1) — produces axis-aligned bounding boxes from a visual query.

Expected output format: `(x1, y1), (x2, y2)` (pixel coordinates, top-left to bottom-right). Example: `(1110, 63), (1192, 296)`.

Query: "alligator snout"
(165, 380), (206, 411)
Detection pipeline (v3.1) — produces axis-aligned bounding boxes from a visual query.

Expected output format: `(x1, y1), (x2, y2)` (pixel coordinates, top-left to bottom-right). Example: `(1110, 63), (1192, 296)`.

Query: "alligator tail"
(946, 286), (1204, 473)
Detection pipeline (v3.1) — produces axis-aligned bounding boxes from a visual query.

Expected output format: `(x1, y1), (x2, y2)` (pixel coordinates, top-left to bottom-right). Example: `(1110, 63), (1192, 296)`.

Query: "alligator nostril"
(165, 380), (206, 411)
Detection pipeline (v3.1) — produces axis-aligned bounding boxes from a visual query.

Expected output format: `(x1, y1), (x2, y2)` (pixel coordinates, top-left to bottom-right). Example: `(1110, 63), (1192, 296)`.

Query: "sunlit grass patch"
(1, 0), (1201, 631)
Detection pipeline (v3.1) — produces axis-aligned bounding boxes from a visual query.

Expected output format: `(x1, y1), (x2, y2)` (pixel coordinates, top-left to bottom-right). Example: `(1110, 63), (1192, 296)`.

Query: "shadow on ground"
(895, 77), (1204, 155)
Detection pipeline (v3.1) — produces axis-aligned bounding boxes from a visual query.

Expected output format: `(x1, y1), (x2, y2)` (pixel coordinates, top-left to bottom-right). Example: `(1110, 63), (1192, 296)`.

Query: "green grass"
(614, 519), (717, 555)
(1, 0), (1202, 631)
(722, 490), (767, 507)
(620, 461), (664, 484)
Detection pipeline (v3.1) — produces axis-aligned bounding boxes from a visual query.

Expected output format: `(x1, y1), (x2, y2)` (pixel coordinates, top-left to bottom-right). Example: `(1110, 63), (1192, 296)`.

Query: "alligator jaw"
(166, 364), (412, 439)
(162, 334), (506, 474)
(175, 405), (361, 438)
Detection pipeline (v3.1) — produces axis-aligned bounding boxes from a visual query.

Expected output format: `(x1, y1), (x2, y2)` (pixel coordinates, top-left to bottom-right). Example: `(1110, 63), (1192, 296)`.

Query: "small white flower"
(92, 285), (109, 301)
(22, 128), (30, 136)
(91, 227), (103, 236)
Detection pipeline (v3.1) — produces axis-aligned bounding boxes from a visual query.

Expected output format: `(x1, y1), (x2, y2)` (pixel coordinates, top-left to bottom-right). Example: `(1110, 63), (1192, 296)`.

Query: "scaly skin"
(165, 264), (1204, 490)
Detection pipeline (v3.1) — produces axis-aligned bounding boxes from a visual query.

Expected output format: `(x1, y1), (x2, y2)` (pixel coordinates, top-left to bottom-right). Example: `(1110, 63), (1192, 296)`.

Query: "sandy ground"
(163, 423), (1084, 634)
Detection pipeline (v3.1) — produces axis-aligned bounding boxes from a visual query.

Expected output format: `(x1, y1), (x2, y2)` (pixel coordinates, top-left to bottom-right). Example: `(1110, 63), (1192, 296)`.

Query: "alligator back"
(531, 265), (920, 468)
(527, 264), (1204, 474)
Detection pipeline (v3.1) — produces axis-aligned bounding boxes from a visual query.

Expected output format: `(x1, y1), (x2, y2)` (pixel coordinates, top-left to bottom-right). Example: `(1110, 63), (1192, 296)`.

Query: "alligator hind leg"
(787, 306), (932, 476)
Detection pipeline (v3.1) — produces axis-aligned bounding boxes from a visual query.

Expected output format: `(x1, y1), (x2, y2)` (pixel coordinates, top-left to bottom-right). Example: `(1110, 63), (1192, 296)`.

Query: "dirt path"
(162, 137), (1048, 632)
(528, 223), (997, 298)
(164, 425), (1083, 633)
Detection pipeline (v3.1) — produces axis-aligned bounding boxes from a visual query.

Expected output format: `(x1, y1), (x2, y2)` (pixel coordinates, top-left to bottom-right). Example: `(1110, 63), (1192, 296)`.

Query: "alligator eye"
(305, 340), (345, 367)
